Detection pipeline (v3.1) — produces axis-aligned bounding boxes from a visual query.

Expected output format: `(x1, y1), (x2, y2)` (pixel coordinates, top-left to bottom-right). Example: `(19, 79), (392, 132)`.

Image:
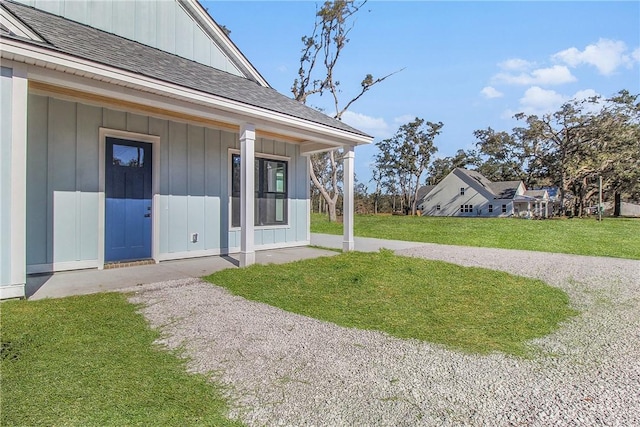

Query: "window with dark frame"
(436, 204), (441, 210)
(460, 187), (465, 195)
(489, 204), (493, 213)
(502, 204), (507, 213)
(231, 154), (288, 227)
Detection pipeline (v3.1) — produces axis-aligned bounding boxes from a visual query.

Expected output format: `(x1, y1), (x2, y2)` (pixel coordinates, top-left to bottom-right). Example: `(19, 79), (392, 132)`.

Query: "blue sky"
(202, 1), (640, 189)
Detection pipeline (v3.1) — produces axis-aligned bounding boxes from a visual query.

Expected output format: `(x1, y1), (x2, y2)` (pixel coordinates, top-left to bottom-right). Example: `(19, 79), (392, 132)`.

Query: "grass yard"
(0, 294), (241, 427)
(311, 213), (640, 259)
(205, 250), (578, 357)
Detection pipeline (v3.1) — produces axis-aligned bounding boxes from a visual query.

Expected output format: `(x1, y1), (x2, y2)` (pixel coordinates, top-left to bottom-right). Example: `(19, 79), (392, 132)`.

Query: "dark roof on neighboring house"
(456, 168), (494, 189)
(524, 189), (548, 199)
(488, 181), (522, 199)
(536, 186), (560, 199)
(454, 168), (522, 199)
(1, 0), (369, 138)
(417, 185), (435, 201)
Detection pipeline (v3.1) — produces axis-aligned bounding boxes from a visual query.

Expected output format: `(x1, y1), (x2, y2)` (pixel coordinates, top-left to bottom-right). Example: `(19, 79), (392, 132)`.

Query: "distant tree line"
(310, 90), (640, 218)
(425, 91), (640, 217)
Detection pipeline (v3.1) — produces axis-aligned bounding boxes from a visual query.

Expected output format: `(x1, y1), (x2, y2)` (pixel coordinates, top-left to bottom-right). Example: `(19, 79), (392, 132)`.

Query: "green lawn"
(311, 213), (640, 259)
(205, 250), (577, 357)
(0, 294), (241, 427)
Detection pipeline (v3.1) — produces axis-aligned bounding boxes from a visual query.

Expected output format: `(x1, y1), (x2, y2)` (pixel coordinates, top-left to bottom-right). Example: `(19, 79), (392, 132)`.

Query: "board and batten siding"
(419, 172), (507, 218)
(13, 0), (243, 77)
(26, 94), (309, 272)
(0, 67), (14, 286)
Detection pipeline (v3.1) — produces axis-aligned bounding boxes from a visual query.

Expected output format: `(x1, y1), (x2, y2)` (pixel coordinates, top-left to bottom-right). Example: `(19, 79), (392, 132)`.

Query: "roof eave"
(2, 38), (372, 148)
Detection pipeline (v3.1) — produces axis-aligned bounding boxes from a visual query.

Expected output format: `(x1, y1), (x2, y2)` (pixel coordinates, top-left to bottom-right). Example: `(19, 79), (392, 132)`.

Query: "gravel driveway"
(127, 244), (640, 426)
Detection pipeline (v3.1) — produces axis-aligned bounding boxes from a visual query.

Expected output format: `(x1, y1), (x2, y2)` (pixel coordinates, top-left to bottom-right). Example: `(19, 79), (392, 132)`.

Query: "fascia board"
(0, 7), (44, 41)
(1, 39), (371, 146)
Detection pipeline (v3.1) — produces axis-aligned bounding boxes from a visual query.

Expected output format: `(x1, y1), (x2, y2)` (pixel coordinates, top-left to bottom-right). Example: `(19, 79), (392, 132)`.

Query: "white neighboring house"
(418, 168), (551, 218)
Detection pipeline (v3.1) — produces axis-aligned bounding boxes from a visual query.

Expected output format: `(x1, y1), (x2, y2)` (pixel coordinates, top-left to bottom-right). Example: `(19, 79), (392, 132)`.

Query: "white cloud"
(498, 58), (533, 71)
(341, 110), (392, 139)
(553, 39), (638, 75)
(503, 87), (604, 118)
(480, 86), (504, 99)
(572, 89), (604, 114)
(632, 47), (640, 62)
(573, 88), (600, 101)
(492, 65), (576, 86)
(519, 86), (567, 115)
(392, 115), (416, 126)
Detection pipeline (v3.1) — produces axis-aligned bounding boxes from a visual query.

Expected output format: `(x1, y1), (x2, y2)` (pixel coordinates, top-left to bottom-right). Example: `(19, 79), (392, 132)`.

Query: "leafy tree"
(375, 118), (442, 215)
(370, 168), (384, 214)
(292, 0), (400, 221)
(511, 90), (639, 215)
(587, 91), (640, 214)
(426, 150), (479, 185)
(472, 127), (543, 184)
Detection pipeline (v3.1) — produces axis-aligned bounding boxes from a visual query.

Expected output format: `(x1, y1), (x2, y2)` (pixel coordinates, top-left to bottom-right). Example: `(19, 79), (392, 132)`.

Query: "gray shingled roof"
(454, 168), (522, 199)
(2, 0), (370, 138)
(524, 189), (548, 199)
(416, 185), (435, 201)
(455, 168), (494, 189)
(488, 181), (522, 199)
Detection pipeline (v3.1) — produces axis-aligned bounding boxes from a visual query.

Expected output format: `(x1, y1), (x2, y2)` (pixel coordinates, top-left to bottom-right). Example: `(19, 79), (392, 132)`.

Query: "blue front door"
(105, 137), (152, 262)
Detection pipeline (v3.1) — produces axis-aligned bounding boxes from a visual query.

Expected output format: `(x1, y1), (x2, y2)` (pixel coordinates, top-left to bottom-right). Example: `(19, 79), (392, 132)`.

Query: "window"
(460, 187), (465, 195)
(436, 204), (441, 211)
(460, 204), (473, 213)
(231, 154), (288, 227)
(488, 205), (493, 213)
(112, 144), (144, 167)
(501, 204), (507, 213)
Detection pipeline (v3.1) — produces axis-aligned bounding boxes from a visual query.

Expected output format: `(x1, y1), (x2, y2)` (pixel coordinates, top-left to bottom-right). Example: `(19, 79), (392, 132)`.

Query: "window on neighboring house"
(488, 204), (493, 213)
(231, 154), (288, 227)
(460, 187), (465, 195)
(436, 204), (441, 210)
(501, 204), (507, 213)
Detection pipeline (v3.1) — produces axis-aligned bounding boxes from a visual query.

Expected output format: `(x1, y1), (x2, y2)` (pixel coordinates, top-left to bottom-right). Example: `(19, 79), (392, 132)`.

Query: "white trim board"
(98, 128), (161, 270)
(0, 284), (25, 300)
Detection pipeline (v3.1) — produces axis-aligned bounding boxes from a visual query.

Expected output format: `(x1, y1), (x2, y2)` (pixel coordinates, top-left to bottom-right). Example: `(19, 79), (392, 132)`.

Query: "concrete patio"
(26, 234), (430, 300)
(27, 245), (338, 300)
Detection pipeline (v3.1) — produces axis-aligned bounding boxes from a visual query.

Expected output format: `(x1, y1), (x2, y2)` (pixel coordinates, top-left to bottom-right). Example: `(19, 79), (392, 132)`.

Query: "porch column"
(342, 145), (355, 251)
(239, 123), (255, 267)
(1, 66), (27, 299)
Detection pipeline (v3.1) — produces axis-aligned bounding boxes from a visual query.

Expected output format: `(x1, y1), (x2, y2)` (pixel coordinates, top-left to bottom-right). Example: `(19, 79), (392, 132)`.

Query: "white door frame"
(98, 128), (160, 268)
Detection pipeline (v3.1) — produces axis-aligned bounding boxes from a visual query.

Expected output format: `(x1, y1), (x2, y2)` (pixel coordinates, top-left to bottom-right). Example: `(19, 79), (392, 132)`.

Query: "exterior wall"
(419, 172), (518, 217)
(26, 94), (309, 273)
(419, 173), (502, 217)
(13, 0), (243, 77)
(0, 67), (13, 286)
